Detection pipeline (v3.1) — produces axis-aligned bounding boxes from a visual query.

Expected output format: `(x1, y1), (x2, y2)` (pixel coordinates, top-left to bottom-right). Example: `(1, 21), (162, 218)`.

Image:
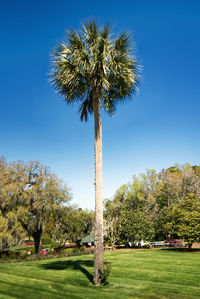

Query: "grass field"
(0, 249), (199, 298)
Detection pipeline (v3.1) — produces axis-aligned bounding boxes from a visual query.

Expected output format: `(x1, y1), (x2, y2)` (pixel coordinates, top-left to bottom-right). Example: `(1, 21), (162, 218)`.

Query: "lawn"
(0, 249), (199, 298)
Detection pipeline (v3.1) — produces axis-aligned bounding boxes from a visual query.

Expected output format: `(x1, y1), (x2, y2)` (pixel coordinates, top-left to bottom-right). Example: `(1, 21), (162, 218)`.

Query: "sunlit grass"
(0, 249), (199, 298)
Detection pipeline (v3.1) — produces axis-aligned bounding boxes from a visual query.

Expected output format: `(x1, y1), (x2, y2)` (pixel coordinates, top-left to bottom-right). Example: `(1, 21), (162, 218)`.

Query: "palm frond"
(79, 91), (93, 121)
(50, 19), (140, 120)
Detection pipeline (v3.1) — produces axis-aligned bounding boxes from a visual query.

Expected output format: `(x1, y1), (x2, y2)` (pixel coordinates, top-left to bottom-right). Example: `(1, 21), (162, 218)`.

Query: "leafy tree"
(0, 211), (24, 249)
(153, 166), (200, 239)
(51, 207), (94, 246)
(154, 206), (175, 240)
(120, 209), (154, 246)
(0, 158), (26, 248)
(165, 193), (200, 248)
(104, 199), (123, 249)
(17, 161), (71, 253)
(104, 172), (157, 248)
(157, 165), (200, 207)
(0, 159), (71, 253)
(50, 20), (139, 284)
(192, 165), (200, 177)
(0, 158), (24, 218)
(106, 166), (200, 244)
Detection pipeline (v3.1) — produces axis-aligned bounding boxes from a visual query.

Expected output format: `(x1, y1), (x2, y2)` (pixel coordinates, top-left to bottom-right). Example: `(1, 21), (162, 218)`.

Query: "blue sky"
(1, 0), (200, 209)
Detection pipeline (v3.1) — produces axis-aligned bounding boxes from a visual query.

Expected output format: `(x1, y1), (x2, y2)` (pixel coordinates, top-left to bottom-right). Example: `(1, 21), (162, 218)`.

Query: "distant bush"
(0, 251), (9, 260)
(19, 251), (28, 259)
(61, 248), (74, 254)
(0, 246), (94, 263)
(0, 250), (28, 261)
(72, 246), (86, 254)
(54, 244), (77, 252)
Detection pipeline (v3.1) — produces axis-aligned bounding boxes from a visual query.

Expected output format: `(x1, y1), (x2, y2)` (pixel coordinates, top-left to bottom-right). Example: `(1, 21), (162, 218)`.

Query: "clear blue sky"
(1, 0), (200, 209)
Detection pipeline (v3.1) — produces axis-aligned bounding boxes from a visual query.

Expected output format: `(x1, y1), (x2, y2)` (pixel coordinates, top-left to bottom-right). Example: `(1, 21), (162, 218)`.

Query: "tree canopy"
(0, 158), (71, 253)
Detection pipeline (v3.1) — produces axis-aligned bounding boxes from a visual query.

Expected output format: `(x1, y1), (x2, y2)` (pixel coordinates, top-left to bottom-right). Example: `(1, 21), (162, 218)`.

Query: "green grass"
(0, 249), (199, 298)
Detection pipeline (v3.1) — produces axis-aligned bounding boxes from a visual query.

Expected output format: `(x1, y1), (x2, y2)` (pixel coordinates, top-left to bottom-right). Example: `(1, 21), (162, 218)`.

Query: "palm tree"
(50, 20), (139, 285)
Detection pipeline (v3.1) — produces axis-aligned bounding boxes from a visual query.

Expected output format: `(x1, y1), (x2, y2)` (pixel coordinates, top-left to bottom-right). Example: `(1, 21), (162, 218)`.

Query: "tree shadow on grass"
(40, 259), (94, 283)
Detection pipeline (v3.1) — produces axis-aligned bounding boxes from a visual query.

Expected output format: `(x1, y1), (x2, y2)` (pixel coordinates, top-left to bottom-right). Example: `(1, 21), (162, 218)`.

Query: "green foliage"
(0, 158), (26, 248)
(1, 158), (200, 252)
(0, 250), (28, 261)
(165, 193), (200, 247)
(193, 165), (200, 177)
(0, 209), (25, 249)
(71, 246), (86, 254)
(50, 20), (139, 121)
(104, 171), (157, 247)
(61, 246), (87, 255)
(50, 207), (94, 245)
(0, 158), (71, 253)
(120, 209), (154, 245)
(41, 236), (52, 245)
(104, 199), (123, 249)
(105, 165), (200, 245)
(0, 245), (93, 262)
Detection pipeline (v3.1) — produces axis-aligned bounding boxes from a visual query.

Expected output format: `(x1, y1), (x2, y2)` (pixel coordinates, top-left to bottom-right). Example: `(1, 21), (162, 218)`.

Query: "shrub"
(9, 252), (19, 260)
(72, 246), (86, 254)
(19, 251), (28, 259)
(0, 250), (29, 261)
(0, 245), (94, 263)
(0, 250), (9, 259)
(0, 252), (9, 260)
(61, 248), (74, 254)
(99, 261), (112, 285)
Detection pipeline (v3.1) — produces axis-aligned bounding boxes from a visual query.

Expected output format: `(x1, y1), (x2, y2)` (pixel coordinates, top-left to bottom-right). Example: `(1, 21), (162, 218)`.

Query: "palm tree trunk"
(93, 95), (104, 285)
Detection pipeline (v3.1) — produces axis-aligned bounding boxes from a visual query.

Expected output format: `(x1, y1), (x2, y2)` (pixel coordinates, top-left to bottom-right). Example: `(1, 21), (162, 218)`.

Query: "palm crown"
(51, 20), (139, 121)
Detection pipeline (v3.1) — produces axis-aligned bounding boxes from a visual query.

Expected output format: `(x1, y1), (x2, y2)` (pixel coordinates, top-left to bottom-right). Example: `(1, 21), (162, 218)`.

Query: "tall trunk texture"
(93, 95), (104, 285)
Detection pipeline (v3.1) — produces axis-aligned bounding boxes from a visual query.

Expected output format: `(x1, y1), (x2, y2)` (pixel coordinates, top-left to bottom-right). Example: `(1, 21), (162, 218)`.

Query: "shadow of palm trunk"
(40, 259), (94, 283)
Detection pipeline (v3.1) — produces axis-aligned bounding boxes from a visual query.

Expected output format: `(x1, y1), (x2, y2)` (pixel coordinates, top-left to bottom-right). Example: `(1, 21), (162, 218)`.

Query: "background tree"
(104, 199), (123, 249)
(51, 207), (94, 246)
(0, 159), (71, 253)
(0, 158), (24, 218)
(0, 211), (25, 249)
(51, 20), (139, 285)
(0, 158), (26, 249)
(154, 165), (200, 240)
(120, 209), (154, 246)
(16, 161), (71, 253)
(165, 193), (200, 248)
(104, 173), (156, 248)
(105, 165), (200, 246)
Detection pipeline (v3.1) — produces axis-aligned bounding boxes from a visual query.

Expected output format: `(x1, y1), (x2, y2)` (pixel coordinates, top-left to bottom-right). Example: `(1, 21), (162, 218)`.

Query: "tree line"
(104, 164), (200, 249)
(1, 158), (200, 253)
